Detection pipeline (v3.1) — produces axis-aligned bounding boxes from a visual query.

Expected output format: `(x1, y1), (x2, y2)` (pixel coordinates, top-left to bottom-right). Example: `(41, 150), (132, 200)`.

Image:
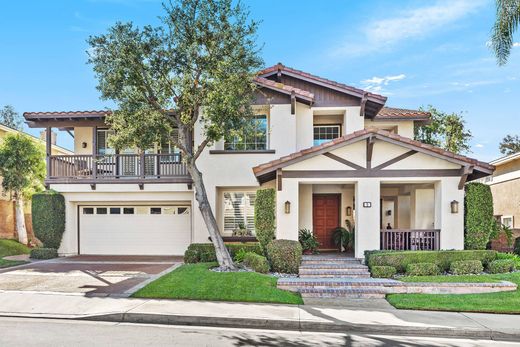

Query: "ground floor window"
(223, 192), (256, 236)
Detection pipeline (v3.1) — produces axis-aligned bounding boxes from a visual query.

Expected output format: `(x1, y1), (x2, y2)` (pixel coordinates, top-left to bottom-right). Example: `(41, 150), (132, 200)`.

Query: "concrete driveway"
(0, 255), (182, 297)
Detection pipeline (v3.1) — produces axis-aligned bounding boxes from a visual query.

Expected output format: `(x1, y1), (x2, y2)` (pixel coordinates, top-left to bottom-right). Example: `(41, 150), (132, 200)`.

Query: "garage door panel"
(80, 205), (191, 256)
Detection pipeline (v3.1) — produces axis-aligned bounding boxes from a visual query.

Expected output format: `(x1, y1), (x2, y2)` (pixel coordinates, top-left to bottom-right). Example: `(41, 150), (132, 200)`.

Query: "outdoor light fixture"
(82, 142), (87, 148)
(346, 206), (352, 216)
(284, 201), (291, 214)
(450, 200), (459, 214)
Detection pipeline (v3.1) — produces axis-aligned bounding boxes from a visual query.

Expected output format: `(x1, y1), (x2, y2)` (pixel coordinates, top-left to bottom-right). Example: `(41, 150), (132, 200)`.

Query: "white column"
(344, 106), (364, 135)
(355, 178), (380, 258)
(276, 178), (299, 241)
(437, 177), (465, 250)
(298, 184), (313, 231)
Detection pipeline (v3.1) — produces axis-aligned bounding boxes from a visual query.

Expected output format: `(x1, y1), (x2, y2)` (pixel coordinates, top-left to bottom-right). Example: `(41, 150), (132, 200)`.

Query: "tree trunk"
(186, 160), (237, 271)
(14, 193), (28, 245)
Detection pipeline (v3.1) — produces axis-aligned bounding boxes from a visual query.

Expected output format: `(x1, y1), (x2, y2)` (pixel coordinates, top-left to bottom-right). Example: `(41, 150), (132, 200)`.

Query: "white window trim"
(313, 124), (341, 146)
(501, 215), (514, 228)
(222, 191), (257, 236)
(224, 114), (269, 151)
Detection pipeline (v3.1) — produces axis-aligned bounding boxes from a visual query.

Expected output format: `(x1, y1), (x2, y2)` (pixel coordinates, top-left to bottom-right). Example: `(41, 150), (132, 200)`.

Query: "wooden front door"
(313, 194), (340, 250)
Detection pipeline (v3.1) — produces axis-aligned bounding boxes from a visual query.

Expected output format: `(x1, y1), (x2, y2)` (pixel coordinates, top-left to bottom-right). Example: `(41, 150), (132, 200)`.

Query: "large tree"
(499, 134), (520, 155)
(0, 105), (23, 130)
(0, 134), (45, 244)
(414, 105), (472, 154)
(87, 0), (262, 270)
(491, 0), (520, 65)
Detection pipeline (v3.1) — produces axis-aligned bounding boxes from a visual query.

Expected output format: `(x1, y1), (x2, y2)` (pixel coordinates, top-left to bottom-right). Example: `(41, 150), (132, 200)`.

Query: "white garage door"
(79, 205), (191, 255)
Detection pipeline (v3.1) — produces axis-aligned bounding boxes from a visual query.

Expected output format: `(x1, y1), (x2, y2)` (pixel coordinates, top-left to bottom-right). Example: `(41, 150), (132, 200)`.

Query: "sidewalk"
(0, 290), (520, 341)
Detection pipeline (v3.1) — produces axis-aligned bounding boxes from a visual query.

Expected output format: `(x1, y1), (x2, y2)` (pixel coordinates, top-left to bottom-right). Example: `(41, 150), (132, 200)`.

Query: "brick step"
(299, 273), (371, 278)
(299, 263), (369, 270)
(301, 259), (362, 266)
(302, 255), (359, 261)
(298, 288), (386, 299)
(278, 278), (402, 288)
(299, 268), (370, 275)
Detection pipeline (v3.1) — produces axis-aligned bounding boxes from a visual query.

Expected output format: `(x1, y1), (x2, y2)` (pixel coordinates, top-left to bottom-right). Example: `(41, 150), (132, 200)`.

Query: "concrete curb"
(74, 311), (520, 341)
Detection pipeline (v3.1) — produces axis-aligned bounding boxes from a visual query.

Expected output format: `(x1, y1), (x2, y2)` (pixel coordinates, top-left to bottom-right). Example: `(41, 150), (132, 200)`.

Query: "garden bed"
(0, 239), (30, 268)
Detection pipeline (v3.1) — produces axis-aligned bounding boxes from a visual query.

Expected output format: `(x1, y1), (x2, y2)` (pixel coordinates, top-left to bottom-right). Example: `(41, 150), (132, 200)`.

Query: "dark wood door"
(313, 194), (340, 250)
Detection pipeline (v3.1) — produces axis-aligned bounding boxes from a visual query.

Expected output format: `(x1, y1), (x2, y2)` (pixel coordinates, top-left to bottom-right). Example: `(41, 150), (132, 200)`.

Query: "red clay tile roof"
(376, 107), (430, 120)
(253, 76), (314, 101)
(258, 63), (387, 103)
(253, 128), (493, 176)
(24, 110), (110, 120)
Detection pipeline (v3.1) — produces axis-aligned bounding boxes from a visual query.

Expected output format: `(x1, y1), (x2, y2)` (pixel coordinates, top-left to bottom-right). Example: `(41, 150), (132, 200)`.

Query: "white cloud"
(360, 74), (406, 92)
(475, 144), (484, 148)
(513, 42), (520, 47)
(334, 0), (486, 57)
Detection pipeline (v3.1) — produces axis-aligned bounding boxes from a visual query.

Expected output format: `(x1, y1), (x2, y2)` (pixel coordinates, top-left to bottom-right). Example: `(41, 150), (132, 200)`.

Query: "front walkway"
(0, 291), (519, 340)
(0, 256), (181, 297)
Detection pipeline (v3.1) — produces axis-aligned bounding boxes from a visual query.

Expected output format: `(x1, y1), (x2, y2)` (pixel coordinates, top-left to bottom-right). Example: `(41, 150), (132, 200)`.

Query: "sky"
(0, 0), (519, 161)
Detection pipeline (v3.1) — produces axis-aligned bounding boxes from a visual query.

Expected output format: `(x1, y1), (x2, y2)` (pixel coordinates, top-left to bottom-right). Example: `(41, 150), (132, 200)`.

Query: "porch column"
(276, 178), (299, 241)
(355, 178), (380, 258)
(434, 177), (464, 250)
(45, 127), (52, 178)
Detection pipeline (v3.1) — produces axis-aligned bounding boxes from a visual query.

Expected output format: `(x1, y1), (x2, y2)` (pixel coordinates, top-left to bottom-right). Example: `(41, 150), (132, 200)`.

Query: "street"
(0, 317), (518, 347)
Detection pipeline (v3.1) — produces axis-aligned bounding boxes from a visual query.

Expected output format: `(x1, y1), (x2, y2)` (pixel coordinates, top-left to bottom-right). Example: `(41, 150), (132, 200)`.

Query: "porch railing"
(380, 229), (440, 251)
(48, 154), (189, 181)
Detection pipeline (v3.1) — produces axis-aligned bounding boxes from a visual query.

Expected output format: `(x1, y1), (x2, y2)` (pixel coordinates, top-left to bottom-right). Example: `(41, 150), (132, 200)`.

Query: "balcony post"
(140, 150), (145, 179)
(45, 127), (52, 178)
(92, 126), (97, 179)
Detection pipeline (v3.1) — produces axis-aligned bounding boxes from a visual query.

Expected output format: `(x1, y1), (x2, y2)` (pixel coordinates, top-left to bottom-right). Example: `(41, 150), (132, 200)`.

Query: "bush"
(406, 263), (440, 276)
(254, 189), (276, 253)
(30, 248), (58, 260)
(183, 243), (262, 263)
(488, 259), (516, 274)
(464, 183), (495, 250)
(266, 239), (302, 274)
(365, 250), (497, 273)
(243, 252), (270, 273)
(298, 228), (319, 253)
(371, 266), (396, 278)
(450, 260), (483, 275)
(234, 248), (248, 263)
(32, 190), (65, 249)
(514, 237), (520, 256)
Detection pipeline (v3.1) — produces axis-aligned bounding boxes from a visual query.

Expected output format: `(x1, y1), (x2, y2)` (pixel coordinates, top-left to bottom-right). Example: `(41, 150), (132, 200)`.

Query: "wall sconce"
(82, 142), (87, 149)
(284, 201), (291, 214)
(346, 206), (352, 216)
(386, 210), (392, 216)
(450, 200), (459, 214)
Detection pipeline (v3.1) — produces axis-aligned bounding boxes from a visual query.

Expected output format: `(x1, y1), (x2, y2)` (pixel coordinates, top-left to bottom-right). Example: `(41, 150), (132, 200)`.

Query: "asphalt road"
(0, 317), (519, 347)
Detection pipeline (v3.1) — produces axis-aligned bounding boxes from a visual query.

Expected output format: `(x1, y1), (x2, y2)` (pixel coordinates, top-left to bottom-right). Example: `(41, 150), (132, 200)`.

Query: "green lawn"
(388, 272), (520, 314)
(0, 239), (30, 268)
(132, 262), (303, 304)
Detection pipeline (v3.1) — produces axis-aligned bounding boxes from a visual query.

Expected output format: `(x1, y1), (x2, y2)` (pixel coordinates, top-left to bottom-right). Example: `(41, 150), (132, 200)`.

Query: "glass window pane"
(224, 115), (267, 151)
(110, 207), (121, 214)
(150, 207), (162, 215)
(123, 207), (135, 215)
(96, 207), (107, 215)
(83, 207), (94, 215)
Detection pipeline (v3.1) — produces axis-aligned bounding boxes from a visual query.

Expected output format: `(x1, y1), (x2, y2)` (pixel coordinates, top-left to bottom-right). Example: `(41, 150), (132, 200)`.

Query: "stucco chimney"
(40, 130), (57, 145)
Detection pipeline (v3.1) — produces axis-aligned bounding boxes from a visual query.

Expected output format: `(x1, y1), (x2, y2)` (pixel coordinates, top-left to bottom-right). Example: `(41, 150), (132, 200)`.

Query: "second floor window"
(96, 129), (115, 155)
(313, 125), (341, 146)
(224, 115), (267, 151)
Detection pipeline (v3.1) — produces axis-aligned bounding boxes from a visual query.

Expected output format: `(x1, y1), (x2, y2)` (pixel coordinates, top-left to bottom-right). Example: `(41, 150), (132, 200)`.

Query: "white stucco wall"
(276, 178), (299, 240)
(364, 120), (415, 138)
(74, 127), (93, 155)
(296, 103), (314, 150)
(355, 178), (381, 258)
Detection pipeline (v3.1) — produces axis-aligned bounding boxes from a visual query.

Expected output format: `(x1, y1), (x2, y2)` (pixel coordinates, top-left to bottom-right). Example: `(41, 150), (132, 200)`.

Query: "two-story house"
(23, 64), (493, 258)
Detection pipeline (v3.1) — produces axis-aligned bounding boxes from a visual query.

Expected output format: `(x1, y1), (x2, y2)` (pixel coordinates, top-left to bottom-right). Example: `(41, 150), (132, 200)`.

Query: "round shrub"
(371, 266), (396, 278)
(488, 259), (516, 274)
(514, 237), (520, 256)
(254, 189), (276, 253)
(464, 183), (495, 250)
(406, 263), (440, 276)
(267, 239), (302, 274)
(30, 248), (58, 260)
(450, 260), (483, 275)
(183, 243), (262, 263)
(32, 190), (65, 249)
(243, 252), (269, 274)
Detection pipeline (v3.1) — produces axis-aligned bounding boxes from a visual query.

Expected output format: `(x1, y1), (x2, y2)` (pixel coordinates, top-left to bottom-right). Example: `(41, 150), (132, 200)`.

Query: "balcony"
(47, 153), (191, 185)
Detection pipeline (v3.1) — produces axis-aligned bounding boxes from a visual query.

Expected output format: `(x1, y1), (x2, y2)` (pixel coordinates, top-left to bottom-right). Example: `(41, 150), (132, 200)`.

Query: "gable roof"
(490, 152), (520, 166)
(253, 128), (493, 181)
(253, 76), (314, 103)
(24, 110), (110, 122)
(375, 107), (430, 121)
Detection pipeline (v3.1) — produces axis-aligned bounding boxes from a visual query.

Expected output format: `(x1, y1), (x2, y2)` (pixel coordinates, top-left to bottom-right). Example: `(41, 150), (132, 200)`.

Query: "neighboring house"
(23, 64), (493, 258)
(0, 123), (73, 240)
(481, 152), (520, 249)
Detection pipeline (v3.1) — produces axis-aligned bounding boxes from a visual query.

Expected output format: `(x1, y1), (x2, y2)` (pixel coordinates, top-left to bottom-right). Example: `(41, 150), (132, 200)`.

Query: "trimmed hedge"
(243, 252), (270, 273)
(488, 259), (516, 274)
(254, 189), (276, 253)
(365, 250), (497, 273)
(371, 266), (396, 278)
(266, 239), (302, 274)
(32, 190), (65, 249)
(406, 263), (440, 276)
(464, 182), (495, 250)
(514, 237), (520, 256)
(450, 260), (483, 275)
(184, 243), (262, 263)
(30, 248), (58, 260)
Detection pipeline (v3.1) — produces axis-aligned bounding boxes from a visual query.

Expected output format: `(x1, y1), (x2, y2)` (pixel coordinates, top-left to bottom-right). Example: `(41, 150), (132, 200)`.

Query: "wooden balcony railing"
(380, 229), (440, 251)
(47, 154), (190, 183)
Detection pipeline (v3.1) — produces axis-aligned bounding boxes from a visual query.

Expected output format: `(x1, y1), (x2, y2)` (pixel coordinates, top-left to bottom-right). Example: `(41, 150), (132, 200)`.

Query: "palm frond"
(491, 0), (520, 65)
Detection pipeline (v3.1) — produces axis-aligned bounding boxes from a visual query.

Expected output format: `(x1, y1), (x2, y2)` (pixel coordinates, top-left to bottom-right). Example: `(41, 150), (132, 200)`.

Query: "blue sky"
(0, 0), (519, 161)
